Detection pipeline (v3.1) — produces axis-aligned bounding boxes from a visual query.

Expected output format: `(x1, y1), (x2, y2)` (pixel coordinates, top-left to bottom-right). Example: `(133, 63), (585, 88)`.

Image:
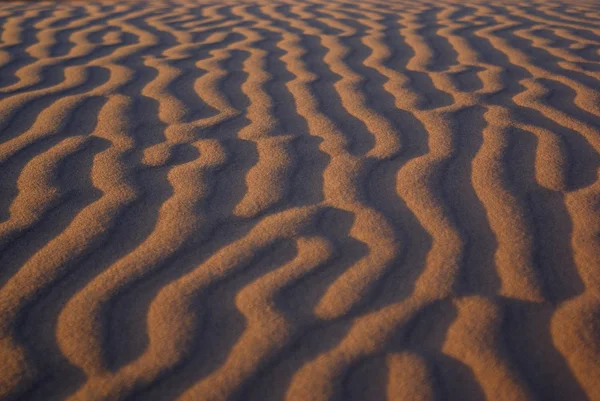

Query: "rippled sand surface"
(0, 0), (599, 400)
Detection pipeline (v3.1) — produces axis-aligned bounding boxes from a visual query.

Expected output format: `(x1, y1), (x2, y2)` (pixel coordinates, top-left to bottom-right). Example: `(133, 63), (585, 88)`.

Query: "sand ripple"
(0, 0), (599, 400)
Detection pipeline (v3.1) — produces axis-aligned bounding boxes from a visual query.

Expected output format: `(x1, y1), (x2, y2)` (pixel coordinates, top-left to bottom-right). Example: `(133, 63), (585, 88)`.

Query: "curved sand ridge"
(0, 0), (599, 400)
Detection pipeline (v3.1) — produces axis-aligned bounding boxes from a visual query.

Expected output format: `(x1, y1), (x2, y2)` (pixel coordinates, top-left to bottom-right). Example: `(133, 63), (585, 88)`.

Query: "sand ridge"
(0, 0), (599, 400)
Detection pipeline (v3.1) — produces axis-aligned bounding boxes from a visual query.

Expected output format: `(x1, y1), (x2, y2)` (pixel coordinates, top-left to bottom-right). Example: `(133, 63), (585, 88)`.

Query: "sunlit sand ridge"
(0, 0), (599, 400)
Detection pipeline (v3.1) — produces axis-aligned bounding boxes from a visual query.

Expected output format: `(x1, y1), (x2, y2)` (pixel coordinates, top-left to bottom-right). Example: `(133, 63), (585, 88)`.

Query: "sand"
(0, 0), (599, 400)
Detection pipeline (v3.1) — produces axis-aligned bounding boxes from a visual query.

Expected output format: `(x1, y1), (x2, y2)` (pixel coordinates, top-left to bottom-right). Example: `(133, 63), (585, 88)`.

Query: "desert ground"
(0, 0), (599, 400)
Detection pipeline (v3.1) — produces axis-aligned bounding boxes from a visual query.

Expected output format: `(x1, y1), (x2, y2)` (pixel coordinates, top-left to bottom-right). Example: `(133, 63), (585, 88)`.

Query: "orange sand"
(0, 0), (599, 400)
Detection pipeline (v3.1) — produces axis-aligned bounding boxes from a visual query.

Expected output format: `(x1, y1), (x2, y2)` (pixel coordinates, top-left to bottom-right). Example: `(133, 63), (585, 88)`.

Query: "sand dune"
(0, 0), (599, 400)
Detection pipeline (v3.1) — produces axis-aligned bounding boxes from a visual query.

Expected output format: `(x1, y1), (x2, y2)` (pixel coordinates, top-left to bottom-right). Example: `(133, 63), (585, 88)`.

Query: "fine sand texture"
(0, 0), (600, 400)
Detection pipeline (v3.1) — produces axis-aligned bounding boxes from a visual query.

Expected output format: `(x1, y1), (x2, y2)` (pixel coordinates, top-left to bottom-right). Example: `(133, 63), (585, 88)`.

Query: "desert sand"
(0, 0), (599, 400)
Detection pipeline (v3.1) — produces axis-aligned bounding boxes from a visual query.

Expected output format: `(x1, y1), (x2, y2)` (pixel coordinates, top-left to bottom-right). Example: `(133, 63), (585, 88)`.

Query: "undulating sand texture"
(0, 0), (600, 400)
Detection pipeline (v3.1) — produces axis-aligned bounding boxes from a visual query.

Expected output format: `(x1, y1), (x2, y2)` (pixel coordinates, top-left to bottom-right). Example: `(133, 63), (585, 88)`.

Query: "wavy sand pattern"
(0, 0), (599, 400)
